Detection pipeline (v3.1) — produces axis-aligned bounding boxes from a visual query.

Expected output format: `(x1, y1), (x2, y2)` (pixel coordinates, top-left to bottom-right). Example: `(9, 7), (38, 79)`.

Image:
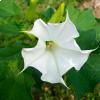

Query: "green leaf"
(42, 6), (55, 22)
(67, 29), (99, 99)
(25, 0), (37, 21)
(49, 3), (65, 23)
(0, 44), (42, 100)
(0, 60), (33, 100)
(0, 23), (21, 35)
(76, 29), (98, 50)
(68, 6), (97, 31)
(95, 23), (100, 41)
(0, 0), (20, 17)
(0, 46), (21, 59)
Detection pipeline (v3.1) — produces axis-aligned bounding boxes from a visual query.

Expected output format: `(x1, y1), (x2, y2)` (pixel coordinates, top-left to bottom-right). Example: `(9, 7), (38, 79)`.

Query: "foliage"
(0, 0), (20, 17)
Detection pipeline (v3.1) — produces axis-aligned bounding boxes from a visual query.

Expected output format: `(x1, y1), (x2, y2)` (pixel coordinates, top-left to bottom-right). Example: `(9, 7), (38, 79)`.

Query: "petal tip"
(17, 67), (26, 76)
(60, 78), (70, 89)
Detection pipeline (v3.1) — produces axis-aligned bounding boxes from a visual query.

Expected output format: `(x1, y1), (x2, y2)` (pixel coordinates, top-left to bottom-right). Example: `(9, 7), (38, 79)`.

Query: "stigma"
(46, 41), (55, 50)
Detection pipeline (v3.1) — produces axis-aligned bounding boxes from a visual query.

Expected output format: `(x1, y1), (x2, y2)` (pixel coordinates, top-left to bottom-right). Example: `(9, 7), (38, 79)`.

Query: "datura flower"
(21, 14), (94, 87)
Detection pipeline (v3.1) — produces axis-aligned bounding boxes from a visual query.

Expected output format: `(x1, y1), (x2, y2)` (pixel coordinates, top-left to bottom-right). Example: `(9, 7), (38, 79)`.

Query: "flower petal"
(55, 39), (81, 51)
(21, 40), (67, 87)
(29, 19), (50, 41)
(22, 46), (67, 87)
(54, 47), (93, 75)
(29, 12), (79, 42)
(70, 50), (93, 70)
(41, 51), (67, 87)
(65, 12), (79, 39)
(47, 13), (79, 42)
(53, 50), (73, 75)
(21, 39), (46, 73)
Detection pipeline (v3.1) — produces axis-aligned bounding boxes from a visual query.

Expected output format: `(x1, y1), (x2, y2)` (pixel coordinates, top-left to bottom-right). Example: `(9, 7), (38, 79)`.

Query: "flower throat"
(46, 41), (55, 50)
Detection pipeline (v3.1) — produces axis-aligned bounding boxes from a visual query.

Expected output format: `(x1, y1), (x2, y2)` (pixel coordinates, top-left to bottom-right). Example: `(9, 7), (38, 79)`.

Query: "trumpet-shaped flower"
(21, 14), (94, 87)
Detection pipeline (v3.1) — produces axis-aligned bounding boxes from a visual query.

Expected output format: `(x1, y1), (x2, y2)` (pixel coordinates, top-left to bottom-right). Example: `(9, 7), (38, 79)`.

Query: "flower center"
(46, 41), (55, 50)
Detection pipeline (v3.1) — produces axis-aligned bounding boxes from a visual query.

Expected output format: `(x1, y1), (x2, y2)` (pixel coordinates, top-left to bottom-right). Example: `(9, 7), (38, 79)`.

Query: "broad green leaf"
(67, 29), (99, 100)
(49, 3), (65, 23)
(95, 23), (100, 41)
(0, 0), (20, 17)
(0, 23), (21, 35)
(68, 6), (97, 31)
(0, 46), (21, 59)
(0, 44), (42, 100)
(0, 58), (33, 100)
(76, 29), (98, 50)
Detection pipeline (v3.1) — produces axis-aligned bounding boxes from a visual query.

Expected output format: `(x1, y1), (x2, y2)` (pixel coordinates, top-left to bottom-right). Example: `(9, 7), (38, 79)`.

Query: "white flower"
(21, 13), (94, 87)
